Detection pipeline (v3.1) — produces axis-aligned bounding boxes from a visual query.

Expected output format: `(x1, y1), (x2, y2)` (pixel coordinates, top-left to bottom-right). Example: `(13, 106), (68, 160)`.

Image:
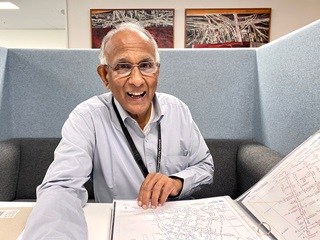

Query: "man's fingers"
(137, 173), (160, 209)
(150, 185), (161, 208)
(137, 174), (183, 209)
(157, 178), (182, 206)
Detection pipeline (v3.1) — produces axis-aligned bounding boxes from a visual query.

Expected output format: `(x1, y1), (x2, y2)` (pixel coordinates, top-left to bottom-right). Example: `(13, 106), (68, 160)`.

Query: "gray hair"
(99, 22), (160, 65)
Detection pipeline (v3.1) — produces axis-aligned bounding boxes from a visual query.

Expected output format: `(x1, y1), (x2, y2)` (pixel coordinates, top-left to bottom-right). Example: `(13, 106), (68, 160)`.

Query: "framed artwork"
(90, 9), (175, 48)
(185, 8), (271, 48)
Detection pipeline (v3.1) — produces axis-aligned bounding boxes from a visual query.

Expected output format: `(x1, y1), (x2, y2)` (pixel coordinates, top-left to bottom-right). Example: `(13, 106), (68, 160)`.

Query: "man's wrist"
(169, 176), (184, 196)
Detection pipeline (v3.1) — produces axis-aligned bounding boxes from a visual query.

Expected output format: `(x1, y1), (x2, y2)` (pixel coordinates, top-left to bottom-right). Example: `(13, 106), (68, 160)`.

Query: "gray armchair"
(0, 138), (283, 201)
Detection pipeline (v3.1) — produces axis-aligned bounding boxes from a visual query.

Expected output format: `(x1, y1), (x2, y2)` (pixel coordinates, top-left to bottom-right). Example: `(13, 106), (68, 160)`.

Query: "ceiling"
(0, 0), (66, 29)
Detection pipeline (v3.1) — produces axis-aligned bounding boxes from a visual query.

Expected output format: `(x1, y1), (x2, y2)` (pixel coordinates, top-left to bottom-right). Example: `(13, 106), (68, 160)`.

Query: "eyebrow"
(114, 56), (154, 64)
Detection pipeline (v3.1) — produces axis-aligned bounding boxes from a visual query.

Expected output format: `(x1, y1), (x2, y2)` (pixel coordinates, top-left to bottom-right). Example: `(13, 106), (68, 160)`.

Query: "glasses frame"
(104, 61), (160, 78)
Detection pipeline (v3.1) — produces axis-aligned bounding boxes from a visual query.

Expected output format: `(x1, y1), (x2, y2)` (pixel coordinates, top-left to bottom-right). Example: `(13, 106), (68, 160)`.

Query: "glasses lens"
(139, 62), (157, 74)
(114, 63), (132, 75)
(112, 61), (158, 77)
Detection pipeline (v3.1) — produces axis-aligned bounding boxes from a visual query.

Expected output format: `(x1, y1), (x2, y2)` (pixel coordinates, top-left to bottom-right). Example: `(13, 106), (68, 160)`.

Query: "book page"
(240, 130), (320, 240)
(111, 196), (264, 240)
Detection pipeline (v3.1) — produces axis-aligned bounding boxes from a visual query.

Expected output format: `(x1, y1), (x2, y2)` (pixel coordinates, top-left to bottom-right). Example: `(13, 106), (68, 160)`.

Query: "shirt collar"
(113, 93), (163, 125)
(152, 93), (164, 123)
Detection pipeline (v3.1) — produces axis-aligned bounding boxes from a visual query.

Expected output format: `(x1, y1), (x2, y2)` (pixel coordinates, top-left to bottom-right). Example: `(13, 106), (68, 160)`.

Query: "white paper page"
(241, 130), (320, 240)
(112, 197), (263, 240)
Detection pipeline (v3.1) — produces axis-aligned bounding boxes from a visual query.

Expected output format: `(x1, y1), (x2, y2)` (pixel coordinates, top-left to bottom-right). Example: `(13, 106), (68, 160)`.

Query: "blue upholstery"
(0, 20), (319, 155)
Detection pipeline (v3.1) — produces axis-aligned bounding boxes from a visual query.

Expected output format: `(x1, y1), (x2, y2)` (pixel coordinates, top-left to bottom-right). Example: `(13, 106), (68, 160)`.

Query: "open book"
(110, 130), (320, 240)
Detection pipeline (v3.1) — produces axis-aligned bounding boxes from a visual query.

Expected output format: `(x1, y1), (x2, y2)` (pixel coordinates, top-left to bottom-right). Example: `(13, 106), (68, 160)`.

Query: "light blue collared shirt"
(22, 92), (213, 239)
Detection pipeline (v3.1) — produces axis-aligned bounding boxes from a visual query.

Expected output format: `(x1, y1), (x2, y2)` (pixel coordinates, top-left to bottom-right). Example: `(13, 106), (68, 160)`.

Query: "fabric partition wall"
(256, 19), (320, 155)
(0, 47), (11, 140)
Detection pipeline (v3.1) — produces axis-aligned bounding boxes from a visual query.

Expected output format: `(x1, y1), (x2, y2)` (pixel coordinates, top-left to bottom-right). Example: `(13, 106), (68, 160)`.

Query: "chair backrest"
(192, 139), (241, 199)
(0, 138), (283, 201)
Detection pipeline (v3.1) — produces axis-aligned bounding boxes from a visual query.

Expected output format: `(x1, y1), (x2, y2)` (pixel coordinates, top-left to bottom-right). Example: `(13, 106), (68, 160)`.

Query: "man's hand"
(137, 173), (183, 209)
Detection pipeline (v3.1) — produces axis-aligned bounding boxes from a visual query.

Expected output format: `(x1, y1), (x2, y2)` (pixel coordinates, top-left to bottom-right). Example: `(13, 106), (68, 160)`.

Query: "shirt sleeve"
(169, 113), (214, 199)
(22, 107), (95, 239)
(22, 189), (88, 240)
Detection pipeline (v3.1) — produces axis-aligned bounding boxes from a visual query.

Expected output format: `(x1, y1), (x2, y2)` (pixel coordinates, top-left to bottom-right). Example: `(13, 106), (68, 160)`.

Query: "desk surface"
(0, 201), (113, 240)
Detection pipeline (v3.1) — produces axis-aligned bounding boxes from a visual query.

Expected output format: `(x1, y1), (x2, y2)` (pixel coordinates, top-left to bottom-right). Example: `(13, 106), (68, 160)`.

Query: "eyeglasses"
(105, 61), (159, 77)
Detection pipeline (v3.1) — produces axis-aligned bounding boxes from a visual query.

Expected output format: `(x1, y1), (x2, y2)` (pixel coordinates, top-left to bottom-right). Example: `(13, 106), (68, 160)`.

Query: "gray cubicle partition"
(0, 48), (257, 141)
(256, 20), (320, 154)
(0, 47), (10, 140)
(157, 48), (258, 140)
(4, 49), (105, 139)
(0, 20), (319, 155)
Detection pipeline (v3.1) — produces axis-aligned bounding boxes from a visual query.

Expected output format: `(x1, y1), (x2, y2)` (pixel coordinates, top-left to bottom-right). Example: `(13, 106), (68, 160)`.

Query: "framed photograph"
(90, 9), (175, 48)
(185, 8), (271, 48)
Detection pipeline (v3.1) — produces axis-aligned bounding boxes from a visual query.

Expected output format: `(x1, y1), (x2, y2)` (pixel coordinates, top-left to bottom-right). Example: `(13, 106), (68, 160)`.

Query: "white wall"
(1, 0), (319, 49)
(0, 30), (67, 48)
(67, 0), (320, 48)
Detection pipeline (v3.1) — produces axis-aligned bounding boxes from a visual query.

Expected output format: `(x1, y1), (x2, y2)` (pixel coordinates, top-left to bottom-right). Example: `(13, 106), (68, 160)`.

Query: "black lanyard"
(112, 97), (161, 178)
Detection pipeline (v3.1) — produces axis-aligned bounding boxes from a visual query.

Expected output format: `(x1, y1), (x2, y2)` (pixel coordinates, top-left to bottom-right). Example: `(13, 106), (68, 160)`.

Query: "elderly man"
(22, 22), (214, 239)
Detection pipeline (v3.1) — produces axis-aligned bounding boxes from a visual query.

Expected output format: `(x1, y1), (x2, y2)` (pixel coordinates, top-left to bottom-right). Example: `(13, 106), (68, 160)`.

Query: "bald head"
(99, 22), (160, 65)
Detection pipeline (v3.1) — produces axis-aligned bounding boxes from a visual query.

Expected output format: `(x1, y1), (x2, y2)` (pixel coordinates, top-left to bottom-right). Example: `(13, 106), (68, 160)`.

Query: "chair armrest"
(237, 142), (284, 195)
(0, 139), (20, 200)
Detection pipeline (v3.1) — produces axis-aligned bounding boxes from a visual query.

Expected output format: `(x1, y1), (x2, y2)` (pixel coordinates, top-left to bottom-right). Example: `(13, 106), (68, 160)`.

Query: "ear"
(97, 64), (110, 89)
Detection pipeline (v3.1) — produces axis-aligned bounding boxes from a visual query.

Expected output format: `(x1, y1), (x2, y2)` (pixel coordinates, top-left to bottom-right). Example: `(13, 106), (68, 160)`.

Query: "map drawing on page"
(241, 131), (320, 240)
(112, 197), (262, 240)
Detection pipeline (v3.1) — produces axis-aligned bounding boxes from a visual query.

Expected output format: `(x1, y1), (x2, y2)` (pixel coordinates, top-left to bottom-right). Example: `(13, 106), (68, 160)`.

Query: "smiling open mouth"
(127, 91), (146, 98)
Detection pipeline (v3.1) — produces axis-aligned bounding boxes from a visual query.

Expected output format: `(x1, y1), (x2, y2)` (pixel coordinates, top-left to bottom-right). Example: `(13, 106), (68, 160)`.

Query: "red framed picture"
(90, 9), (175, 48)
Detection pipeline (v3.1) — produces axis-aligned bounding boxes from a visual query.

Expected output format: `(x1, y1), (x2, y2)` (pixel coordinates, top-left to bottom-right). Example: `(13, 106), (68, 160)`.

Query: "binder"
(110, 130), (320, 240)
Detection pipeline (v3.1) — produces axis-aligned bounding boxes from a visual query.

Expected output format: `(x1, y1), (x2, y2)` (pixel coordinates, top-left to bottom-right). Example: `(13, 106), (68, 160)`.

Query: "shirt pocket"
(162, 155), (189, 175)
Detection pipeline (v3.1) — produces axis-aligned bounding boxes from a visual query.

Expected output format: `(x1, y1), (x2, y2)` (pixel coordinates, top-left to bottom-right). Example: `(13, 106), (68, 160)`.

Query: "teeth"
(128, 92), (144, 96)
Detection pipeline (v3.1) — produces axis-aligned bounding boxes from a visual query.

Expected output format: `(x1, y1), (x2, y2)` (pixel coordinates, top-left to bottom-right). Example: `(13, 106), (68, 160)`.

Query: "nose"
(128, 65), (144, 86)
